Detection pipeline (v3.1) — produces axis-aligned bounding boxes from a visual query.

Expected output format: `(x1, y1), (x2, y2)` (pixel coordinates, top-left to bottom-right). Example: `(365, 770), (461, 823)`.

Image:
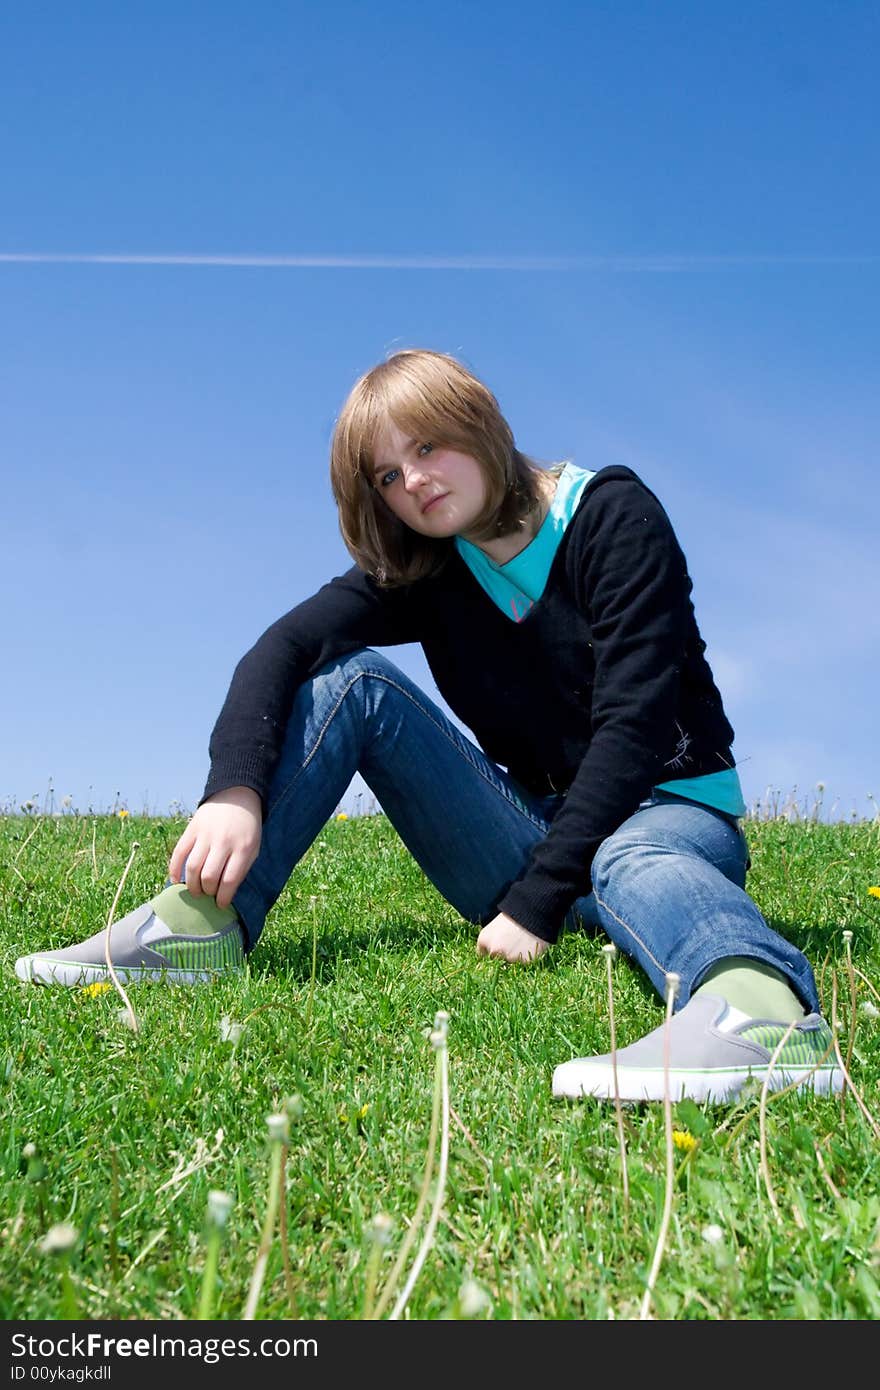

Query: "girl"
(16, 349), (840, 1103)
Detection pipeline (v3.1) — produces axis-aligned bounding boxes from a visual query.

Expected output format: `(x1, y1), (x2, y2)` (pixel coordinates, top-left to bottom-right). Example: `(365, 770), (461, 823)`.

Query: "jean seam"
(269, 665), (552, 835)
(593, 890), (668, 980)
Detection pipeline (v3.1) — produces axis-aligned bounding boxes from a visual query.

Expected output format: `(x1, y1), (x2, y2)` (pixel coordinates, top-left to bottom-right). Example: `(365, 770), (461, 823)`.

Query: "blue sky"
(2, 1), (878, 822)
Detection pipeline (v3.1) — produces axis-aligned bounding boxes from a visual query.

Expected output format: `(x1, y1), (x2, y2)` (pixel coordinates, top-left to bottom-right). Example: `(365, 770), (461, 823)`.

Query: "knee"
(591, 826), (657, 896)
(311, 648), (405, 694)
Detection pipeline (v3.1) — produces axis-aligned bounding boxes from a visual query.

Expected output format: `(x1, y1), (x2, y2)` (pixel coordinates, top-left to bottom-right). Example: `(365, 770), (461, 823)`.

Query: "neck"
(467, 468), (557, 565)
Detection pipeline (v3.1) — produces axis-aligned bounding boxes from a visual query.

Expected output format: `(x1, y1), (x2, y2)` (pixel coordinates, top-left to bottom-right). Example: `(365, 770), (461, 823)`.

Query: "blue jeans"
(233, 650), (819, 1013)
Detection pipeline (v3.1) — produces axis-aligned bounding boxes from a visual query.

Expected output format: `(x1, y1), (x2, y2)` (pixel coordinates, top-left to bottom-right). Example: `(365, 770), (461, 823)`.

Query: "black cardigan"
(202, 466), (737, 942)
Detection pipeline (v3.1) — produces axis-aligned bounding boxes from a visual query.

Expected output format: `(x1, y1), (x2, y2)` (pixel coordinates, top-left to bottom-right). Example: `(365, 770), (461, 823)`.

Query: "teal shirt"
(455, 463), (746, 818)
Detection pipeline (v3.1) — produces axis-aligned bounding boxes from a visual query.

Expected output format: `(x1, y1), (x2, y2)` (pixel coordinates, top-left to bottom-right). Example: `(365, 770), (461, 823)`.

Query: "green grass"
(1, 810), (879, 1320)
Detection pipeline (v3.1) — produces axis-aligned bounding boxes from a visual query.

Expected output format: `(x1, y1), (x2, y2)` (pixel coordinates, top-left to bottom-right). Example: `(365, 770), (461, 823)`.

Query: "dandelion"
(117, 809), (130, 820)
(284, 1094), (304, 1121)
(859, 1001), (879, 1019)
(242, 1115), (288, 1319)
(361, 1213), (394, 1319)
(266, 1112), (290, 1145)
(456, 1278), (492, 1319)
(336, 812), (348, 821)
(79, 982), (113, 999)
(701, 1223), (724, 1246)
(206, 1190), (233, 1229)
(219, 1015), (243, 1045)
(40, 1224), (79, 1318)
(198, 1191), (233, 1320)
(40, 1223), (78, 1255)
(868, 887), (880, 900)
(672, 1129), (697, 1153)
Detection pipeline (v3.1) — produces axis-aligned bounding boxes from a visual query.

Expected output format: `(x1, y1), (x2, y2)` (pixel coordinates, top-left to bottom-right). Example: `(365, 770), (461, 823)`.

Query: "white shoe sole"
(551, 1062), (845, 1104)
(14, 957), (237, 986)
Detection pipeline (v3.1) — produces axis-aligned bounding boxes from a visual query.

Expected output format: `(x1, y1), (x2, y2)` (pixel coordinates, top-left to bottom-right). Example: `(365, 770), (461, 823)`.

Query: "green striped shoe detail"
(739, 1020), (835, 1069)
(158, 929), (245, 972)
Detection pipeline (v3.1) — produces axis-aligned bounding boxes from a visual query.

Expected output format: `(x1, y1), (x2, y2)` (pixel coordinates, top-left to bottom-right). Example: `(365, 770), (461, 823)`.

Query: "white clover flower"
(40, 1223), (78, 1255)
(701, 1223), (724, 1246)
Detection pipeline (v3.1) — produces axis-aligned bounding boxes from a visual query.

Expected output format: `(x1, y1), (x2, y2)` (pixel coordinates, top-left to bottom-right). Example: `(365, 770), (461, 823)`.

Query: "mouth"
(421, 493), (449, 515)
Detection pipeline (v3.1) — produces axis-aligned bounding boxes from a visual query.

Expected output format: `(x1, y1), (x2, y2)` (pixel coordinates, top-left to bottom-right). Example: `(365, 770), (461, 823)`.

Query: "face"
(370, 418), (489, 540)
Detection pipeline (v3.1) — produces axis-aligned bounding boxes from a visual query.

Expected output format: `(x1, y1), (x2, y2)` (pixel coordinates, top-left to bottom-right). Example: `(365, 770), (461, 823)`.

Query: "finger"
(168, 825), (197, 883)
(184, 841), (208, 897)
(198, 846), (231, 901)
(215, 851), (249, 910)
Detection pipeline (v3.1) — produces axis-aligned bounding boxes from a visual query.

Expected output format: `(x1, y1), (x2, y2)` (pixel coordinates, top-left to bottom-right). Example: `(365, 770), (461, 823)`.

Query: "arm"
(202, 565), (423, 810)
(498, 475), (692, 943)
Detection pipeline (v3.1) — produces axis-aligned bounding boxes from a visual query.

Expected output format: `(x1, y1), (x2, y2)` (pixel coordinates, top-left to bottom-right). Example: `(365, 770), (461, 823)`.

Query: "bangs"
(351, 354), (491, 478)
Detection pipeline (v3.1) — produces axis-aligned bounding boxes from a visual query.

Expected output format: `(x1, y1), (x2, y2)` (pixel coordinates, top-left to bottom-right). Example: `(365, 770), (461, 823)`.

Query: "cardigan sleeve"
(201, 566), (423, 810)
(498, 474), (692, 942)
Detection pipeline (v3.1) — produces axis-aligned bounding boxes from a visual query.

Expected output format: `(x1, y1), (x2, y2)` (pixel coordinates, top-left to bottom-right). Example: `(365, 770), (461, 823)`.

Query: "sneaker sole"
(15, 957), (242, 987)
(552, 1063), (844, 1104)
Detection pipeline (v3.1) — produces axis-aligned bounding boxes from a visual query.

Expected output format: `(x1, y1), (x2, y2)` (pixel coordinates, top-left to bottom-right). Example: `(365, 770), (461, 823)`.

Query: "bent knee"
(313, 648), (404, 686)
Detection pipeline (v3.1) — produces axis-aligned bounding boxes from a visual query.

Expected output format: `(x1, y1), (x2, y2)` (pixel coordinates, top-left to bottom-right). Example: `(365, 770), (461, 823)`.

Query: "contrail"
(0, 251), (877, 271)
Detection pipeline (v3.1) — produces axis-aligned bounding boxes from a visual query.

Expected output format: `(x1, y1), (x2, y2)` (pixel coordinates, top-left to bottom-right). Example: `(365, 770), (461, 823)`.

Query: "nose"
(402, 459), (431, 492)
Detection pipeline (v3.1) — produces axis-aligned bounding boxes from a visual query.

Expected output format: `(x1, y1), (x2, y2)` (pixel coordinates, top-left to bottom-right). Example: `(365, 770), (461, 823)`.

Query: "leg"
(234, 648), (601, 946)
(589, 791), (819, 1012)
(551, 792), (838, 1103)
(15, 648), (597, 986)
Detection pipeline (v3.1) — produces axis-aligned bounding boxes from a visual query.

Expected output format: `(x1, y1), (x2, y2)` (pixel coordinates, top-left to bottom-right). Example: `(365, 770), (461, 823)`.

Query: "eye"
(379, 468), (400, 488)
(417, 442), (433, 457)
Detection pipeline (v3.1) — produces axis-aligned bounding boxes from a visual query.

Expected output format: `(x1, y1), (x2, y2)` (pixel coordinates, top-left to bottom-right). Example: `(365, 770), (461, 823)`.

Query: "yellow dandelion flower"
(672, 1129), (698, 1152)
(336, 812), (348, 821)
(79, 982), (113, 999)
(338, 1110), (348, 1124)
(118, 809), (130, 819)
(357, 1103), (370, 1120)
(868, 887), (880, 899)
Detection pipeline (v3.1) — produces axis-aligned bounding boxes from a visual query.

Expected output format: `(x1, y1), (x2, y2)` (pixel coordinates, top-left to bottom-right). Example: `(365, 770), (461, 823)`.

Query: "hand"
(476, 912), (549, 963)
(168, 786), (263, 910)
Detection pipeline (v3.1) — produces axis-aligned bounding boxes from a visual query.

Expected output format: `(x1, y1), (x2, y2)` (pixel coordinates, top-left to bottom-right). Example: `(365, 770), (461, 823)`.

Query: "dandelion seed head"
(40, 1223), (78, 1255)
(702, 1223), (724, 1245)
(859, 1001), (879, 1019)
(458, 1278), (492, 1317)
(22, 1142), (36, 1160)
(219, 1015), (243, 1045)
(206, 1190), (233, 1228)
(284, 1093), (304, 1121)
(367, 1212), (393, 1246)
(842, 929), (854, 944)
(602, 942), (618, 959)
(266, 1112), (289, 1144)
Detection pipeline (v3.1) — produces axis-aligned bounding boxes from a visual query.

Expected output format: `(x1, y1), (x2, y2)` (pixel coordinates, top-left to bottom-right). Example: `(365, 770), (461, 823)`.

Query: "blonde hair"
(330, 349), (550, 586)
